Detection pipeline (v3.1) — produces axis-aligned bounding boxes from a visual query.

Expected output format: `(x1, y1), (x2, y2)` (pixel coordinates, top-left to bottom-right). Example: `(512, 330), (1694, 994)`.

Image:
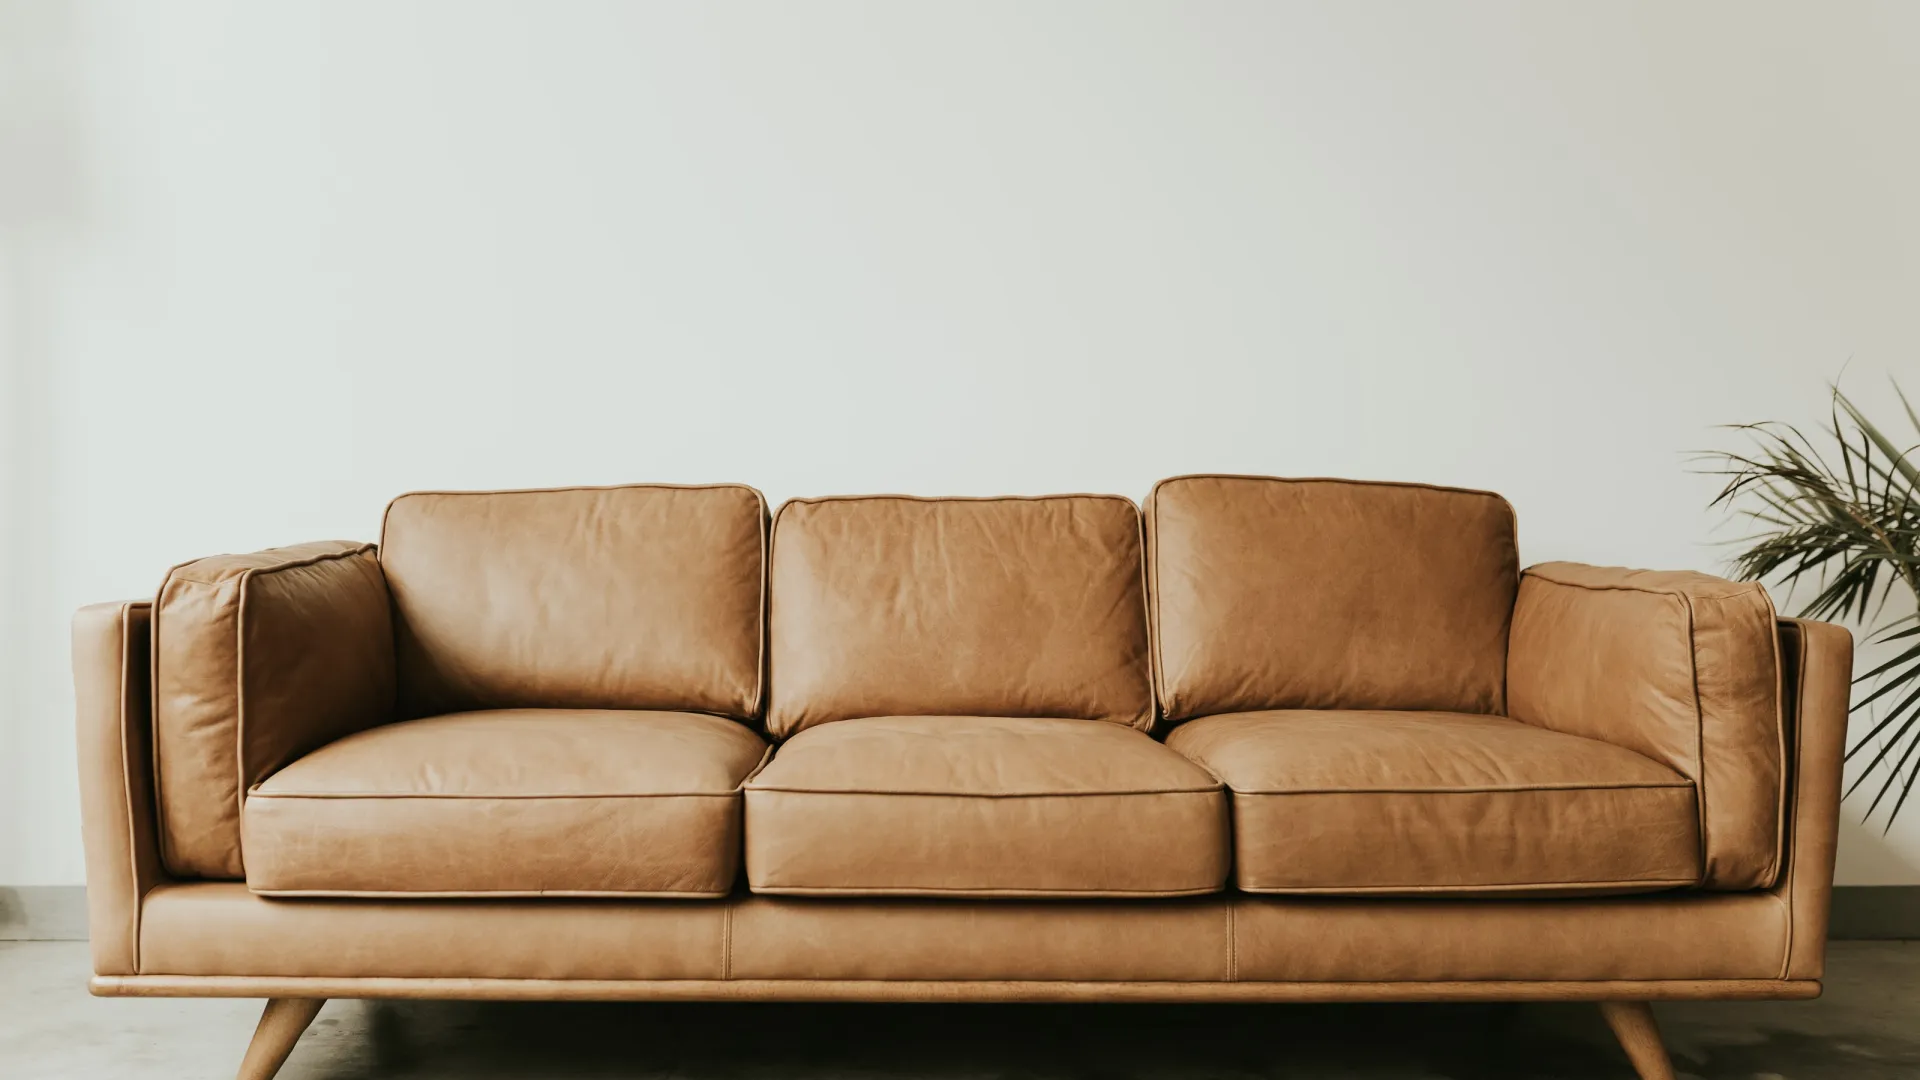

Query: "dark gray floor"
(3, 941), (1915, 1078)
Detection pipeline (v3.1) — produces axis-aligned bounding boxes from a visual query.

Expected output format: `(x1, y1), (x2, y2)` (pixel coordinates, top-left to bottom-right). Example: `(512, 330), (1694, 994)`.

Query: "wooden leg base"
(236, 997), (326, 1080)
(1598, 1000), (1677, 1080)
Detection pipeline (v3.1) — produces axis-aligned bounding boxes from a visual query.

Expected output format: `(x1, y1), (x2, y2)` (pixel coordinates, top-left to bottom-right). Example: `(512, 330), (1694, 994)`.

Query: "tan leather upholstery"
(242, 710), (768, 897)
(730, 896), (1232, 981)
(1146, 475), (1518, 721)
(135, 883), (1794, 985)
(1166, 710), (1699, 894)
(73, 602), (163, 977)
(766, 496), (1153, 736)
(151, 541), (394, 879)
(1776, 618), (1853, 979)
(744, 715), (1227, 896)
(382, 484), (766, 719)
(140, 883), (728, 980)
(1508, 563), (1784, 890)
(1232, 891), (1791, 982)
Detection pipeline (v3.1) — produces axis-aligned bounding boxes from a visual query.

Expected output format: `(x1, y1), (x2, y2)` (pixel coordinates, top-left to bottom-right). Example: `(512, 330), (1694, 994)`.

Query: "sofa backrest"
(766, 495), (1155, 738)
(1146, 475), (1519, 721)
(381, 484), (767, 720)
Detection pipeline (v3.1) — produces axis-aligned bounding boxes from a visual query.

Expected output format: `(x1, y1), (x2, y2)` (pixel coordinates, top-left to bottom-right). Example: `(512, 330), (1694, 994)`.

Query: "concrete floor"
(2, 942), (1916, 1079)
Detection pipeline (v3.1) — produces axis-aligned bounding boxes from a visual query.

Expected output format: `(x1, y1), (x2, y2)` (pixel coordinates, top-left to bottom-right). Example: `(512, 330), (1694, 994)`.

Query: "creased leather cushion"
(1165, 710), (1700, 895)
(1146, 475), (1518, 720)
(767, 495), (1154, 737)
(744, 715), (1228, 896)
(1508, 562), (1784, 890)
(152, 541), (394, 879)
(381, 484), (766, 719)
(242, 709), (769, 897)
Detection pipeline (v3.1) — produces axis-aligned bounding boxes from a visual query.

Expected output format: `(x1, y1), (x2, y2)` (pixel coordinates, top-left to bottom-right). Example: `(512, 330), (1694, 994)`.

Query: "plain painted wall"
(1, 1), (1916, 886)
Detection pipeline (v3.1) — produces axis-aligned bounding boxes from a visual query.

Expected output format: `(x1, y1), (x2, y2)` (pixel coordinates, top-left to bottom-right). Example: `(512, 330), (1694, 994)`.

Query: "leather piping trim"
(247, 789), (750, 800)
(743, 785), (1223, 797)
(247, 888), (736, 900)
(745, 884), (1229, 898)
(1235, 878), (1700, 895)
(1518, 567), (1788, 888)
(91, 975), (1824, 1003)
(149, 541), (377, 879)
(1145, 474), (1521, 723)
(765, 492), (1155, 735)
(1223, 781), (1694, 795)
(119, 601), (154, 974)
(377, 482), (771, 723)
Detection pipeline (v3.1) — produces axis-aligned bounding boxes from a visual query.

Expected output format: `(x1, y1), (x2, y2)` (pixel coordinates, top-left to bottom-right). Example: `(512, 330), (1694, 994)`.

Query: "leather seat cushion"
(1166, 710), (1701, 896)
(242, 709), (769, 897)
(744, 715), (1229, 897)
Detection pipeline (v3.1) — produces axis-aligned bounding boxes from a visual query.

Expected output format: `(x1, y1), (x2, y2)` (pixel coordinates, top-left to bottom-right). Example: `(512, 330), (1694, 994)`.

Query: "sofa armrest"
(1506, 562), (1785, 890)
(73, 601), (164, 976)
(152, 541), (395, 879)
(1777, 617), (1853, 979)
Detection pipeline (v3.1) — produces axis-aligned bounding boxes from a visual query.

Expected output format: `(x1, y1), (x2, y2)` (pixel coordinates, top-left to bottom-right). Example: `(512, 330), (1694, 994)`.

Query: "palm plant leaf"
(1701, 379), (1920, 830)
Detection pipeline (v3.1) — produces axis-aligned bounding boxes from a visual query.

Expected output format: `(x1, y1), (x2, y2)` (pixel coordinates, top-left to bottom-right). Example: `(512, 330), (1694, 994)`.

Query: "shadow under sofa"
(72, 477), (1853, 1080)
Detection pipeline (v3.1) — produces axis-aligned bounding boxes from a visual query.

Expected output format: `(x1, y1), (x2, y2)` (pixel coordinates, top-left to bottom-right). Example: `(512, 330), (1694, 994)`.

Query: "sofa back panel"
(151, 541), (395, 879)
(381, 484), (766, 720)
(766, 495), (1154, 737)
(1146, 475), (1519, 721)
(1507, 563), (1784, 890)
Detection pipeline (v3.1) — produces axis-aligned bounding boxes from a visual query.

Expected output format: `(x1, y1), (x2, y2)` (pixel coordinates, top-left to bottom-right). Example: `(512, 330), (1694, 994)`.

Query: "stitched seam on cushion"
(250, 888), (736, 899)
(1226, 899), (1237, 982)
(746, 884), (1228, 897)
(380, 483), (766, 550)
(742, 785), (1225, 797)
(1521, 569), (1763, 603)
(778, 493), (1140, 509)
(1144, 482), (1170, 722)
(1129, 504), (1156, 733)
(1152, 473), (1514, 503)
(249, 790), (749, 800)
(1778, 619), (1808, 979)
(1224, 781), (1695, 795)
(723, 903), (734, 980)
(1237, 877), (1699, 893)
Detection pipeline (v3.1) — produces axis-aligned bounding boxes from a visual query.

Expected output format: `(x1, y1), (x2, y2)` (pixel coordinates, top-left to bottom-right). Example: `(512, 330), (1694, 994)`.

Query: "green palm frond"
(1699, 379), (1920, 830)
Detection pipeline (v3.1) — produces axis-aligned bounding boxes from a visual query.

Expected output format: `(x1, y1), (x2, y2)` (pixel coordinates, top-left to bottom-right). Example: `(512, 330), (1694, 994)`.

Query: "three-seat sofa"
(73, 476), (1853, 1080)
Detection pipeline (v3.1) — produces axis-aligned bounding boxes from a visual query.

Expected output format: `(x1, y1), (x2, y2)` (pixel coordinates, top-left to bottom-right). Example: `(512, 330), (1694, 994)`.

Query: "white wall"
(2, 0), (1916, 886)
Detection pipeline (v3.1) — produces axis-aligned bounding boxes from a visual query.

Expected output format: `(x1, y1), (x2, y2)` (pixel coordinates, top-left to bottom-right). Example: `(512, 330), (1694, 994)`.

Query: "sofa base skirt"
(126, 882), (1810, 991)
(93, 974), (1820, 1003)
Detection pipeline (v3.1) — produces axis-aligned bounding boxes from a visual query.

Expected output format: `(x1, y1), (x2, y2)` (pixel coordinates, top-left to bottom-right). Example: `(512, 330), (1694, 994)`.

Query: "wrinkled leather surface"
(152, 541), (394, 879)
(73, 602), (162, 977)
(1508, 563), (1783, 890)
(243, 709), (767, 896)
(1146, 476), (1518, 720)
(744, 715), (1227, 895)
(140, 883), (727, 980)
(382, 485), (766, 719)
(730, 896), (1232, 981)
(1167, 710), (1699, 894)
(766, 496), (1153, 736)
(1233, 891), (1790, 981)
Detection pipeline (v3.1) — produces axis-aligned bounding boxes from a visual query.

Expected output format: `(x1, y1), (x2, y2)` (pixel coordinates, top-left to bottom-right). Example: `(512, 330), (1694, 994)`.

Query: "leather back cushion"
(381, 484), (766, 719)
(766, 495), (1154, 737)
(1146, 475), (1519, 720)
(151, 541), (394, 879)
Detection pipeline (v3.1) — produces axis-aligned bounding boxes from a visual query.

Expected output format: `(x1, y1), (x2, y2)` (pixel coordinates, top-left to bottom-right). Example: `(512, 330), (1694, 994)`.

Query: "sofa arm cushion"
(1506, 562), (1784, 890)
(152, 541), (395, 879)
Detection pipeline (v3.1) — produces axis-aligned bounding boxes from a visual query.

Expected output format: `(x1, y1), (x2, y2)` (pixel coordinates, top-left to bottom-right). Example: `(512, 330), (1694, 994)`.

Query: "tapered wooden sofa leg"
(1598, 1001), (1677, 1080)
(236, 998), (326, 1080)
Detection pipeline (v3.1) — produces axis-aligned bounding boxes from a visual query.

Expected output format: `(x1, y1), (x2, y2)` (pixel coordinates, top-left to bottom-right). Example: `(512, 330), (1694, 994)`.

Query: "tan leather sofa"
(73, 477), (1853, 1080)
